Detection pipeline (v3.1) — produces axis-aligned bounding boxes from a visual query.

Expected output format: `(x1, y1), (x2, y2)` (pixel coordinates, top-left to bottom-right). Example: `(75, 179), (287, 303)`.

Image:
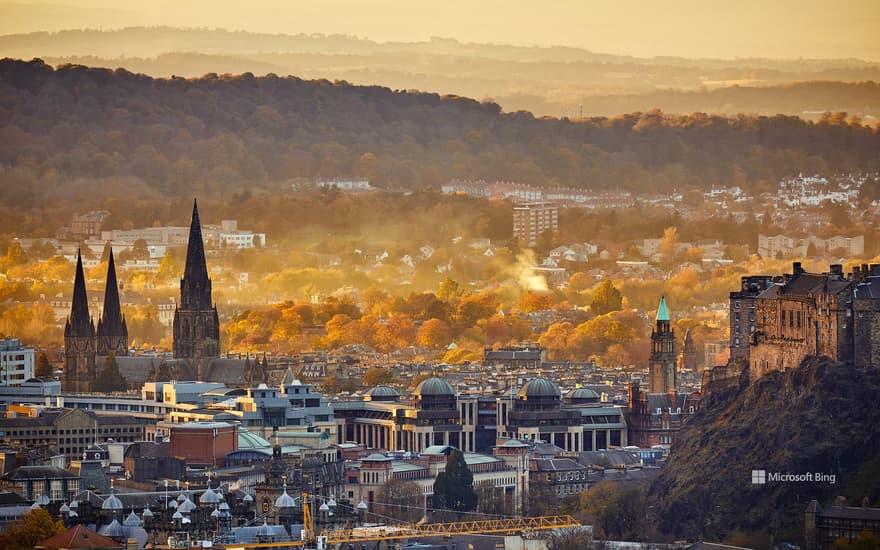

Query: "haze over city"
(0, 2), (878, 550)
(2, 0), (880, 60)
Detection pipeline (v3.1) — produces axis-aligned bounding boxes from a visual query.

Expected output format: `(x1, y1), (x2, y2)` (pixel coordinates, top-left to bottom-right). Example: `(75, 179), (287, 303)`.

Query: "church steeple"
(181, 198), (212, 309)
(64, 249), (97, 392)
(97, 247), (128, 356)
(173, 198), (221, 374)
(66, 250), (94, 338)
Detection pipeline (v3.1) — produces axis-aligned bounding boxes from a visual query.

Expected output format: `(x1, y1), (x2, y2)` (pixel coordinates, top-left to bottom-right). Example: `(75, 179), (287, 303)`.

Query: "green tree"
(0, 508), (65, 550)
(432, 448), (477, 518)
(94, 355), (128, 392)
(590, 280), (623, 315)
(374, 479), (424, 524)
(34, 352), (53, 378)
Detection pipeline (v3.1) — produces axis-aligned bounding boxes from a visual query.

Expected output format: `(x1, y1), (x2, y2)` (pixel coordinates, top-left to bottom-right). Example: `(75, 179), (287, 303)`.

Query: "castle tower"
(173, 199), (220, 378)
(649, 296), (676, 393)
(97, 248), (128, 356)
(64, 250), (96, 392)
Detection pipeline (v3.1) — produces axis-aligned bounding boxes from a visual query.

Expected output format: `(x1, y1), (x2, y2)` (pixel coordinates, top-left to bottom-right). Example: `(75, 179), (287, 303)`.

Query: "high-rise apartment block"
(513, 202), (558, 246)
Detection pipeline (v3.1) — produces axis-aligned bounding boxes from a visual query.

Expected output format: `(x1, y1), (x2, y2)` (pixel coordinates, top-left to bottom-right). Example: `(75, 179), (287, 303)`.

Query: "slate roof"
(4, 466), (77, 480)
(531, 458), (585, 472)
(854, 277), (880, 300)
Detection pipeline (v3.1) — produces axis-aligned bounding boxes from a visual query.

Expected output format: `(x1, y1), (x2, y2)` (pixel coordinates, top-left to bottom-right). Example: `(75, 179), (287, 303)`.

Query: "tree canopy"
(432, 448), (478, 517)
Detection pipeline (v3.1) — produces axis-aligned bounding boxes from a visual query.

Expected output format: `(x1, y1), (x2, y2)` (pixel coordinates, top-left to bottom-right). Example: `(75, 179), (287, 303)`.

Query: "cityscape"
(0, 3), (879, 550)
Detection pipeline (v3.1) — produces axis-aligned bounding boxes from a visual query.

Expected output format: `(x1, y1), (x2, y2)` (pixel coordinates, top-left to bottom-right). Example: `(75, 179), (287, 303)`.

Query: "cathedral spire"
(97, 247), (128, 356)
(181, 198), (212, 309)
(184, 198), (209, 283)
(174, 198), (220, 369)
(66, 249), (93, 336)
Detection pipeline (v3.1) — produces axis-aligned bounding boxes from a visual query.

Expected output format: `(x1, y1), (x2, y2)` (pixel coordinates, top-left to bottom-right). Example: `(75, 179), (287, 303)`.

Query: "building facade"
(64, 252), (97, 393)
(750, 263), (854, 382)
(0, 338), (35, 386)
(649, 297), (676, 393)
(513, 202), (558, 246)
(729, 275), (774, 363)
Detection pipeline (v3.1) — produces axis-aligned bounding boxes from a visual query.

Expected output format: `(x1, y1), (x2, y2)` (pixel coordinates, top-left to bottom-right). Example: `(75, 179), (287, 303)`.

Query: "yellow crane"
(226, 494), (581, 549)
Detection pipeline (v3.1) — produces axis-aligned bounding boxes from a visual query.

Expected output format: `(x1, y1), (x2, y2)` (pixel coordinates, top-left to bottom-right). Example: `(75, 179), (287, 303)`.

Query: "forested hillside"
(0, 58), (878, 212)
(650, 358), (880, 546)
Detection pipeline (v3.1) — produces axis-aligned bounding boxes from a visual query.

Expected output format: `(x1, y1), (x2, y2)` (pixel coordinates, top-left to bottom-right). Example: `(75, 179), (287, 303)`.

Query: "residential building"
(513, 202), (558, 246)
(0, 338), (35, 387)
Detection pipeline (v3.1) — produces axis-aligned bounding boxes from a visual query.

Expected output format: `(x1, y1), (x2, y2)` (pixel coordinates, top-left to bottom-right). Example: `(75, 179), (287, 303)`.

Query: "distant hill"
(650, 357), (880, 544)
(2, 27), (880, 118)
(0, 58), (877, 214)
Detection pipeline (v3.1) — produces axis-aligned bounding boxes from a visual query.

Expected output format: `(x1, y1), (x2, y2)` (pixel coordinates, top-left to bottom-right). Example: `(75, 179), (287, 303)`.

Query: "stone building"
(679, 328), (697, 371)
(750, 263), (854, 382)
(729, 275), (774, 363)
(627, 297), (701, 447)
(805, 498), (880, 550)
(853, 264), (880, 369)
(649, 297), (676, 393)
(64, 251), (97, 393)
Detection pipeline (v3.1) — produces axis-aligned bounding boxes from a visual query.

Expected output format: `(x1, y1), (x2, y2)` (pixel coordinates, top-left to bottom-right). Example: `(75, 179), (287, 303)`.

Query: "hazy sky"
(2, 0), (879, 60)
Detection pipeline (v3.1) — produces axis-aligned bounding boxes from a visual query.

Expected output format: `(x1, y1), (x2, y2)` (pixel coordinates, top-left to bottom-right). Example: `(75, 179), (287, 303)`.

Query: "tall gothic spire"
(97, 247), (128, 356)
(100, 248), (123, 328)
(66, 249), (94, 336)
(174, 198), (220, 368)
(181, 198), (212, 309)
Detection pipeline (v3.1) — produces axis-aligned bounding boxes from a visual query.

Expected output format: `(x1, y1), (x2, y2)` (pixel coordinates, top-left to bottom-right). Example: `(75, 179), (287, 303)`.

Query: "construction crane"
(226, 493), (581, 550)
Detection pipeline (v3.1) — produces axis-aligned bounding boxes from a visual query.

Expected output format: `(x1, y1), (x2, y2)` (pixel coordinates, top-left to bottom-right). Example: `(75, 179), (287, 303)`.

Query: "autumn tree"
(417, 318), (453, 349)
(437, 277), (462, 302)
(590, 280), (623, 315)
(34, 352), (53, 378)
(0, 508), (64, 550)
(362, 366), (394, 387)
(659, 226), (680, 269)
(374, 479), (424, 524)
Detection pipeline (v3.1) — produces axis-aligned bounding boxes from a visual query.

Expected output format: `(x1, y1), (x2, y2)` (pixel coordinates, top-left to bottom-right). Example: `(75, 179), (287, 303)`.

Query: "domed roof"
(568, 387), (600, 402)
(366, 385), (400, 401)
(102, 491), (123, 511)
(200, 488), (221, 505)
(238, 429), (272, 450)
(414, 377), (455, 397)
(518, 377), (561, 399)
(100, 519), (125, 539)
(123, 510), (142, 527)
(178, 496), (197, 513)
(274, 488), (296, 508)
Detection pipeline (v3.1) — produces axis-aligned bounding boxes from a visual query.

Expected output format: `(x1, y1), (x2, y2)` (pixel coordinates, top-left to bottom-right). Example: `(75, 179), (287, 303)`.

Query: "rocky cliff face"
(650, 357), (880, 543)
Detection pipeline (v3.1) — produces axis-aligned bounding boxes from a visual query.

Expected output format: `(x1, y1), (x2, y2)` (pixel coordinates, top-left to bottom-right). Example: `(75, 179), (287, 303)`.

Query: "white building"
(0, 339), (35, 386)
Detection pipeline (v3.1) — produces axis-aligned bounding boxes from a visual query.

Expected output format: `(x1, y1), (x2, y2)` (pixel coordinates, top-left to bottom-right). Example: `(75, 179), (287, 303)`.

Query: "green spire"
(656, 295), (670, 321)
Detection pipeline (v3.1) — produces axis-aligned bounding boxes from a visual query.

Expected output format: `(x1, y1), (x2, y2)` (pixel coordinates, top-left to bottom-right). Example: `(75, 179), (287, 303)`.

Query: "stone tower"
(649, 296), (676, 393)
(173, 199), (220, 378)
(64, 250), (96, 392)
(97, 248), (128, 356)
(680, 327), (697, 371)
